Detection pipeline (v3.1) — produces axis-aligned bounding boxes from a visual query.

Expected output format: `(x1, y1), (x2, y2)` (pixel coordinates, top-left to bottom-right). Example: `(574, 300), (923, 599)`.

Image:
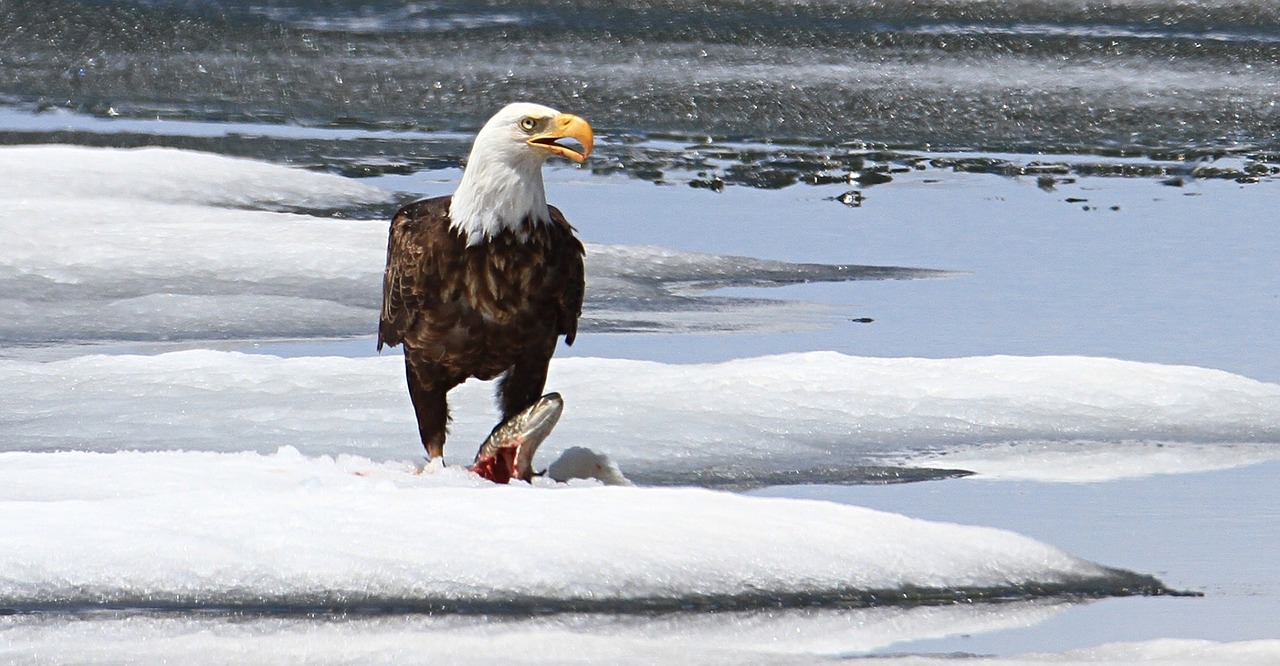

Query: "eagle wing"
(548, 205), (586, 346)
(378, 196), (453, 351)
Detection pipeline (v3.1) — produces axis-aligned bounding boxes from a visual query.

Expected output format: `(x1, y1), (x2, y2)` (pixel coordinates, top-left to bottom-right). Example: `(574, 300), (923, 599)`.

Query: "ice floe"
(0, 144), (941, 343)
(1, 350), (1277, 484)
(0, 446), (1166, 615)
(0, 144), (394, 212)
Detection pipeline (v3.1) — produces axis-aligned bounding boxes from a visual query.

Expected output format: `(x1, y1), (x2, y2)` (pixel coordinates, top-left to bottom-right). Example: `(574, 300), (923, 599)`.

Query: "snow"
(0, 145), (393, 342)
(547, 446), (631, 485)
(0, 198), (385, 341)
(2, 143), (1276, 662)
(908, 440), (1280, 483)
(0, 144), (929, 343)
(1027, 639), (1280, 665)
(2, 350), (1277, 483)
(0, 447), (1157, 615)
(0, 144), (393, 211)
(2, 610), (1277, 666)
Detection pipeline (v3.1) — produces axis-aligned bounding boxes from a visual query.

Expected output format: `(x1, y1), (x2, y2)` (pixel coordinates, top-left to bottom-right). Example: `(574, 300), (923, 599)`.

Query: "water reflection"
(0, 599), (1073, 663)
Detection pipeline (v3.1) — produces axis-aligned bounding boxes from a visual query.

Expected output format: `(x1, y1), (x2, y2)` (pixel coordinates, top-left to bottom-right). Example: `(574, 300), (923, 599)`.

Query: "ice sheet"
(1, 350), (1277, 484)
(0, 601), (1068, 664)
(3, 610), (1277, 665)
(0, 447), (1164, 615)
(0, 144), (394, 212)
(0, 145), (939, 343)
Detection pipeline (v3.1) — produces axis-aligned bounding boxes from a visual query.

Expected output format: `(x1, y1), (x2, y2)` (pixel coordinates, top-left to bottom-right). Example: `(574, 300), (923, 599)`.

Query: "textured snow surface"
(2, 350), (1277, 483)
(0, 447), (1159, 614)
(0, 144), (394, 211)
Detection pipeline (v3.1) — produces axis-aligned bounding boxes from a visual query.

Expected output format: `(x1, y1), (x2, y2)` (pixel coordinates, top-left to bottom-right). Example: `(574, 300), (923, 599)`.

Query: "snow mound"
(0, 144), (394, 211)
(0, 447), (1166, 614)
(548, 446), (631, 485)
(1, 350), (1276, 484)
(0, 198), (385, 341)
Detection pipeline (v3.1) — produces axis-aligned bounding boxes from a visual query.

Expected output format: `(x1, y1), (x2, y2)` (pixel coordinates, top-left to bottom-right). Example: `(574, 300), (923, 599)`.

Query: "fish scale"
(472, 393), (564, 483)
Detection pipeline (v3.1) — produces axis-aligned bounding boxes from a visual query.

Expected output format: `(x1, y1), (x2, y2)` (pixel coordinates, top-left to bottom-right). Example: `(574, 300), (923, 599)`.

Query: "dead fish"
(470, 393), (563, 484)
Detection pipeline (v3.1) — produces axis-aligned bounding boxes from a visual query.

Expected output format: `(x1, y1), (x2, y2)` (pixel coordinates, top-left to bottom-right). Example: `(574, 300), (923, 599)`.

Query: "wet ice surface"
(1, 140), (1278, 662)
(755, 459), (1280, 657)
(555, 154), (1280, 385)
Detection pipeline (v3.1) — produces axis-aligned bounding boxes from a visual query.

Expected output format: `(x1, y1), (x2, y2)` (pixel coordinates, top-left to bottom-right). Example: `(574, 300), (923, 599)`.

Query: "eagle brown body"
(378, 195), (585, 461)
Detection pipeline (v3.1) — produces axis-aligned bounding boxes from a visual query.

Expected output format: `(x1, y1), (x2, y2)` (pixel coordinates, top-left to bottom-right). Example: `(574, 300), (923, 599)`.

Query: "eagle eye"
(519, 117), (538, 132)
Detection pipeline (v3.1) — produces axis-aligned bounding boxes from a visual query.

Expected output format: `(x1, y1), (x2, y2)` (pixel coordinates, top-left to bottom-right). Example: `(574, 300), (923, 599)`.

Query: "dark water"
(0, 567), (1176, 616)
(3, 0), (1280, 165)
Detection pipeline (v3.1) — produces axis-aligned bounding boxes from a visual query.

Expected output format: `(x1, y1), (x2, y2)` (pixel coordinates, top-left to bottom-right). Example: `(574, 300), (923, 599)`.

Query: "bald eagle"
(378, 103), (591, 482)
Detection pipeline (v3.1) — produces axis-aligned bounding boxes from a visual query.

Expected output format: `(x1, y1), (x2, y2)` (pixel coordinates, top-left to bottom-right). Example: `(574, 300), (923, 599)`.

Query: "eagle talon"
(413, 456), (446, 476)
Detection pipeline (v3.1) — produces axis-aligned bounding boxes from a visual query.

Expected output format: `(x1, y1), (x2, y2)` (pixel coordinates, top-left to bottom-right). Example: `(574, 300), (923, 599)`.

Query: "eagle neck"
(449, 152), (550, 247)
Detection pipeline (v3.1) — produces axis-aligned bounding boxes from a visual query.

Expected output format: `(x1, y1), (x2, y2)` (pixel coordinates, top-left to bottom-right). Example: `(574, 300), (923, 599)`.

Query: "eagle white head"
(449, 103), (594, 246)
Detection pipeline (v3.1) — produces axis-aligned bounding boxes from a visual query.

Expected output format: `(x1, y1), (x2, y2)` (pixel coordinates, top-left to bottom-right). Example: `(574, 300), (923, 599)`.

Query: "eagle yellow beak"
(528, 113), (594, 163)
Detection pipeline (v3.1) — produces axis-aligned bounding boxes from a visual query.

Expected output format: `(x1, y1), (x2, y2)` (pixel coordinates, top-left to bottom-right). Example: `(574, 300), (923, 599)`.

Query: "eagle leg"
(497, 349), (553, 421)
(465, 350), (554, 484)
(404, 355), (455, 460)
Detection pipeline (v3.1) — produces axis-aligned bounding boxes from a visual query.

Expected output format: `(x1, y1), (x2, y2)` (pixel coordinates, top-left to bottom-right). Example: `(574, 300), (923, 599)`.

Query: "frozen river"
(3, 0), (1280, 660)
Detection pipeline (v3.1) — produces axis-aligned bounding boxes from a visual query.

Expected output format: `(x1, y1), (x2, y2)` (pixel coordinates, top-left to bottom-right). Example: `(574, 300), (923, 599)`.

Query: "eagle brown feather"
(378, 195), (585, 459)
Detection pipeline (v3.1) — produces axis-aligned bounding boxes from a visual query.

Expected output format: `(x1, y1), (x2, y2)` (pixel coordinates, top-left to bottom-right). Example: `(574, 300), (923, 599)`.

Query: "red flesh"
(470, 446), (519, 484)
